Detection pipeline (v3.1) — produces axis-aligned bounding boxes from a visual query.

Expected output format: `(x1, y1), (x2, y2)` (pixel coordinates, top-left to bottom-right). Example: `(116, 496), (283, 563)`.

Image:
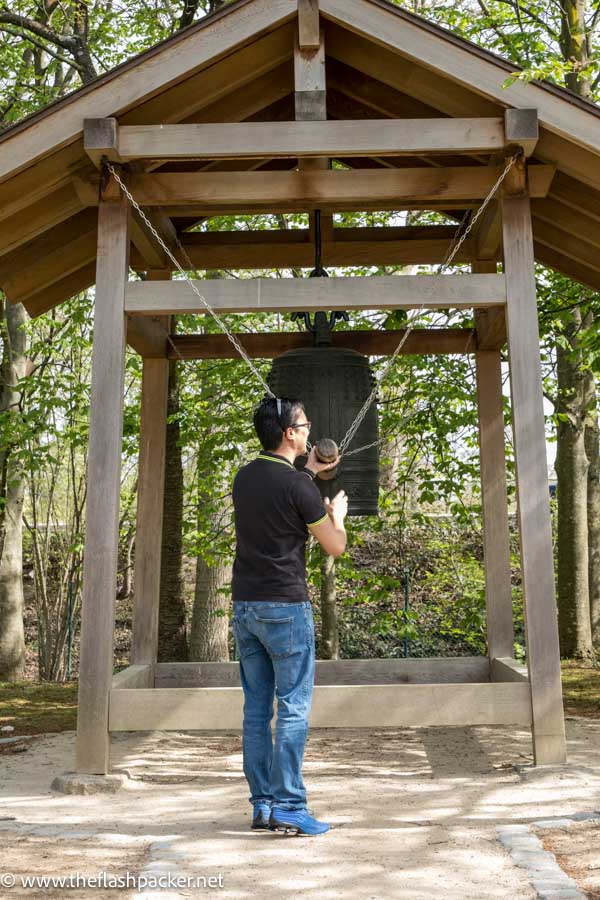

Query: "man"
(231, 396), (348, 836)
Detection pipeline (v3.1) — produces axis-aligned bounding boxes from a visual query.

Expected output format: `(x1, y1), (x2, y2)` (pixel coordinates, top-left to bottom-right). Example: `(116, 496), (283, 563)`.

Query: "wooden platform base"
(108, 657), (532, 732)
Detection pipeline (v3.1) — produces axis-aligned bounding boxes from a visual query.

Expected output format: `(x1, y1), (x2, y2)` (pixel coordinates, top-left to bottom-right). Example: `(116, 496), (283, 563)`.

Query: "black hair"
(253, 397), (305, 451)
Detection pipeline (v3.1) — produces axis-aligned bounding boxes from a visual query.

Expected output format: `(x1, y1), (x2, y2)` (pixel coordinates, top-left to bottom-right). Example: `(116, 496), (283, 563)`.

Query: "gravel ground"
(1, 718), (599, 899)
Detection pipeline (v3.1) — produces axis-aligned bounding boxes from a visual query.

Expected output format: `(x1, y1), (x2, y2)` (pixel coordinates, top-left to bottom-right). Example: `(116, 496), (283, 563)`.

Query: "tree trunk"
(158, 358), (188, 661)
(319, 549), (339, 659)
(553, 0), (597, 659)
(0, 298), (27, 681)
(555, 310), (594, 658)
(585, 381), (600, 651)
(189, 549), (231, 661)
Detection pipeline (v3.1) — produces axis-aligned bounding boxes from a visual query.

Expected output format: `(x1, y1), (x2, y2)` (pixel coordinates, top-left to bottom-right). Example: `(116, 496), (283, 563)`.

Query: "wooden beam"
(82, 166), (555, 211)
(547, 171), (600, 224)
(475, 306), (506, 350)
(327, 58), (442, 120)
(132, 334), (169, 666)
(123, 23), (295, 127)
(1, 228), (97, 304)
(298, 0), (320, 49)
(154, 657), (492, 687)
(0, 142), (87, 224)
(167, 328), (476, 359)
(501, 159), (566, 766)
(112, 118), (509, 161)
(491, 658), (529, 683)
(294, 24), (326, 125)
(181, 62), (293, 131)
(162, 225), (475, 269)
(504, 108), (538, 157)
(531, 217), (600, 273)
(20, 262), (97, 319)
(326, 23), (501, 120)
(532, 198), (600, 251)
(125, 273), (507, 315)
(112, 664), (153, 689)
(474, 260), (514, 662)
(0, 182), (83, 255)
(536, 129), (600, 193)
(109, 682), (532, 731)
(126, 315), (168, 357)
(0, 209), (96, 285)
(84, 117), (120, 168)
(75, 191), (129, 775)
(534, 241), (600, 293)
(472, 200), (502, 261)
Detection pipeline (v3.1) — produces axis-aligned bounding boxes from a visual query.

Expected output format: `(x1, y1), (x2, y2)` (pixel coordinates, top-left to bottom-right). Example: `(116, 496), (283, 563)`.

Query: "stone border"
(497, 812), (600, 900)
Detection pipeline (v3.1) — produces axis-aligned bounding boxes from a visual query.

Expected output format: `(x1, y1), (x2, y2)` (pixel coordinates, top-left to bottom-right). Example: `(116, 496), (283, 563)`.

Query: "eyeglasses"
(291, 421), (311, 432)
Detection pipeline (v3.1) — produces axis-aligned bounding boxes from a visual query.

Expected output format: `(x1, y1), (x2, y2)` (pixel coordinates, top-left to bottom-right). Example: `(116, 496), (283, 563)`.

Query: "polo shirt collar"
(258, 451), (295, 470)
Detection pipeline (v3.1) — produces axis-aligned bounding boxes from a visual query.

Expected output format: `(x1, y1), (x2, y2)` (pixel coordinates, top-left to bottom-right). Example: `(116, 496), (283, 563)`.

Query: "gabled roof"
(0, 0), (599, 318)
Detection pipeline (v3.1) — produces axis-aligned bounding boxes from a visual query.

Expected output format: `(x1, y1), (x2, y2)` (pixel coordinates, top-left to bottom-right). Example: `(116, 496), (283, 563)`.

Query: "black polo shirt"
(232, 451), (328, 603)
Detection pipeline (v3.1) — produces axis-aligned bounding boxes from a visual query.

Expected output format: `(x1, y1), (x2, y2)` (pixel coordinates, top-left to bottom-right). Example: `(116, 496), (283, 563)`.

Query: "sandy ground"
(1, 719), (599, 899)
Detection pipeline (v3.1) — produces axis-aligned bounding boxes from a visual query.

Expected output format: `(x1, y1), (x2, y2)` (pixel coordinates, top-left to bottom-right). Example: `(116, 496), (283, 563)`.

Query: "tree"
(0, 295), (27, 681)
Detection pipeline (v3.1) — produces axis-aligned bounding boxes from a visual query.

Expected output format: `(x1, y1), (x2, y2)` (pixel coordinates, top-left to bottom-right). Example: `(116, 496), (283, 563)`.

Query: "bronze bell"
(267, 313), (379, 516)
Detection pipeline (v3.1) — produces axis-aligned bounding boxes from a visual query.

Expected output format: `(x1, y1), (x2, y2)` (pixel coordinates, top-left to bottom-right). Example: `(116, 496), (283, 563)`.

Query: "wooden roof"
(1, 0), (599, 318)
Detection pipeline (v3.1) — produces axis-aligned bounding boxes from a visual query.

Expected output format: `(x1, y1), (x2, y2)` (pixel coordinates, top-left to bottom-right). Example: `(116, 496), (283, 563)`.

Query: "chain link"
(106, 162), (275, 398)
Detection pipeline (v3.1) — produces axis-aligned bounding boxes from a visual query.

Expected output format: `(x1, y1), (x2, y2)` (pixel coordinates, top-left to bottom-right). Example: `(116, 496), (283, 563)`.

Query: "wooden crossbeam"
(126, 315), (169, 357)
(78, 166), (555, 212)
(154, 225), (475, 271)
(86, 118), (513, 161)
(167, 328), (476, 359)
(125, 273), (506, 315)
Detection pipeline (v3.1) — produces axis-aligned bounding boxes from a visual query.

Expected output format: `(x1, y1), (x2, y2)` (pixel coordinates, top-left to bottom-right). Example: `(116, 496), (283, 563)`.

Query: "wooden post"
(75, 189), (129, 774)
(501, 157), (566, 765)
(473, 262), (514, 662)
(131, 272), (170, 670)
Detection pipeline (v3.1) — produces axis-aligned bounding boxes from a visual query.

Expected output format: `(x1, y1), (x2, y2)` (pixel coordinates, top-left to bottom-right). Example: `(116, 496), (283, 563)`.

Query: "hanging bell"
(267, 341), (379, 516)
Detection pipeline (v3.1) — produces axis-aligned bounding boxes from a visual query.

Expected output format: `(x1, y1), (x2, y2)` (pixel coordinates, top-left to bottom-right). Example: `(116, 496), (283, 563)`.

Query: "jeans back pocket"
(252, 613), (294, 659)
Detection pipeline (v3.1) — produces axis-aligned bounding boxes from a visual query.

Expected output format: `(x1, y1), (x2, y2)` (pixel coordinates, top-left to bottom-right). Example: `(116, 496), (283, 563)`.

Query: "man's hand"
(324, 490), (348, 525)
(305, 446), (340, 477)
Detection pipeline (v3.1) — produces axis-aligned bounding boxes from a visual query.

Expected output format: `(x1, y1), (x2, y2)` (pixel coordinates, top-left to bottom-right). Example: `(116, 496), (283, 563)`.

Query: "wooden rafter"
(166, 328), (476, 359)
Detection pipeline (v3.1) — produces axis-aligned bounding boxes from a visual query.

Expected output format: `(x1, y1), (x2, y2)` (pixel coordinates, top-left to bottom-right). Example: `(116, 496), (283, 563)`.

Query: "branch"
(495, 0), (560, 40)
(0, 25), (85, 72)
(0, 9), (77, 53)
(0, 7), (96, 83)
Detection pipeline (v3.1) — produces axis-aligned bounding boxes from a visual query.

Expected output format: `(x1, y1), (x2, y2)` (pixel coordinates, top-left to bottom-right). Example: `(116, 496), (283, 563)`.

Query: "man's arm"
(308, 490), (348, 558)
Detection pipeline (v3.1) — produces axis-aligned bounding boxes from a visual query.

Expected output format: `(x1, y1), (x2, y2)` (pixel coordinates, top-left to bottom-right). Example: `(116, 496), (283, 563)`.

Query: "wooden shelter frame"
(1, 0), (583, 775)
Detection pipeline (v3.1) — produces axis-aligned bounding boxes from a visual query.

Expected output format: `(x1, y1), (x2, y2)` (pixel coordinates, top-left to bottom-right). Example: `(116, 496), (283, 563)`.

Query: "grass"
(561, 660), (600, 719)
(0, 660), (598, 737)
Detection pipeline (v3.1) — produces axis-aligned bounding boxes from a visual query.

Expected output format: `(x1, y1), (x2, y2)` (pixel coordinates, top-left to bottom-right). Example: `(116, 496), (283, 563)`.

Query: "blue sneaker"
(251, 802), (271, 831)
(269, 807), (330, 836)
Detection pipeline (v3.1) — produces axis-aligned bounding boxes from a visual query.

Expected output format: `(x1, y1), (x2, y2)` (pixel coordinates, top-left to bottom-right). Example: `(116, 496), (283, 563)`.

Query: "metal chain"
(106, 162), (275, 398)
(338, 153), (519, 455)
(108, 154), (519, 456)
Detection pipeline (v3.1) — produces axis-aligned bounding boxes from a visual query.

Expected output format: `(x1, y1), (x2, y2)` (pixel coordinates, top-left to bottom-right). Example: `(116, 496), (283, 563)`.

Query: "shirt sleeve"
(292, 475), (328, 527)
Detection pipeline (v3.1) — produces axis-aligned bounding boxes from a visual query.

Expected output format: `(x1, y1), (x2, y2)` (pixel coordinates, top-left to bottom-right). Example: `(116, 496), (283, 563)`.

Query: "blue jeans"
(232, 600), (315, 811)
